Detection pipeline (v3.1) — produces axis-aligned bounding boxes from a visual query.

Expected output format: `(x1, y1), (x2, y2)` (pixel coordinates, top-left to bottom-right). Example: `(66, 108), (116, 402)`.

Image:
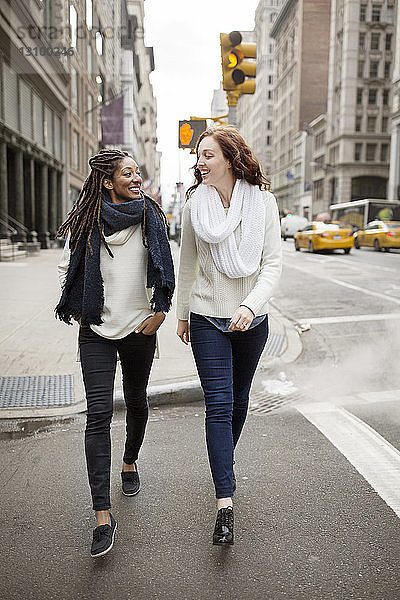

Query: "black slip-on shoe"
(213, 506), (234, 545)
(121, 466), (140, 496)
(233, 470), (236, 493)
(91, 513), (117, 558)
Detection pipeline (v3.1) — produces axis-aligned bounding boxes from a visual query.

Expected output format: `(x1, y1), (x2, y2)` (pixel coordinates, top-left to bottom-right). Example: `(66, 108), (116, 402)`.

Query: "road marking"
(330, 278), (400, 305)
(297, 402), (400, 518)
(285, 261), (400, 305)
(297, 313), (400, 325)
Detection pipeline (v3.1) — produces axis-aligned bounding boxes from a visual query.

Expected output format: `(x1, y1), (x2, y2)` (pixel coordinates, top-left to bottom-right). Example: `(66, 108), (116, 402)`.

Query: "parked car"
(294, 221), (354, 253)
(353, 221), (400, 251)
(280, 215), (308, 240)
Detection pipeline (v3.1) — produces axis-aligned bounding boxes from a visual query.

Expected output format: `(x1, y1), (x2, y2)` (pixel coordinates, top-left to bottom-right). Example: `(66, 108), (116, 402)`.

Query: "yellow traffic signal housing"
(178, 119), (207, 149)
(220, 31), (256, 95)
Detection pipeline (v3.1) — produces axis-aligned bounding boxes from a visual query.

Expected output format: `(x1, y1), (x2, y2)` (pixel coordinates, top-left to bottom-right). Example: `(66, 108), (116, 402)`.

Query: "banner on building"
(101, 96), (124, 145)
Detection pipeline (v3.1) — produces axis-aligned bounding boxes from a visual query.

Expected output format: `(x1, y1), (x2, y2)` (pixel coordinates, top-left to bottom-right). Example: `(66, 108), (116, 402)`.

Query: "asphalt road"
(1, 240), (400, 600)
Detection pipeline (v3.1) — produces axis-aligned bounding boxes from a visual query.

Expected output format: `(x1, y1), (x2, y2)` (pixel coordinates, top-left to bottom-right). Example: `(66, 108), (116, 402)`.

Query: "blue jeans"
(79, 325), (156, 511)
(190, 312), (269, 498)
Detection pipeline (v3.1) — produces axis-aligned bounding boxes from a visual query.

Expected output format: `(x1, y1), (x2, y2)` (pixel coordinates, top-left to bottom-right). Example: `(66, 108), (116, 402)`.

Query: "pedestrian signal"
(220, 31), (256, 94)
(178, 120), (207, 149)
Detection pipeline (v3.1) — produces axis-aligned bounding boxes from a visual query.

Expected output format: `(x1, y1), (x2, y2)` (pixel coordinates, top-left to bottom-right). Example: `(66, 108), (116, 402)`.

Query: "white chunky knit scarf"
(190, 179), (266, 278)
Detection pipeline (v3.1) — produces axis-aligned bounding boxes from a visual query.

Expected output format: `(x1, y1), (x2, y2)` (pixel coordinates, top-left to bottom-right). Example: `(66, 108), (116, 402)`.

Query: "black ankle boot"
(213, 506), (234, 545)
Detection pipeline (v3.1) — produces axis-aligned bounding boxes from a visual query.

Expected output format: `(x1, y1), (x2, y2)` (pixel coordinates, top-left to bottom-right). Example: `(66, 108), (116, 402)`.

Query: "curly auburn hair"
(186, 125), (270, 199)
(57, 148), (166, 256)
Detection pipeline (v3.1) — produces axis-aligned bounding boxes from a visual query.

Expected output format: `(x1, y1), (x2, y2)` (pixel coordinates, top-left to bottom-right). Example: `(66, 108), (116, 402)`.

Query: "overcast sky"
(143, 0), (260, 205)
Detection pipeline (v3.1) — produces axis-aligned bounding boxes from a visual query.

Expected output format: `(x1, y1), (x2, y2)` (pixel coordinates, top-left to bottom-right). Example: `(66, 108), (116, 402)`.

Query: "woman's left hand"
(135, 312), (165, 335)
(228, 306), (254, 332)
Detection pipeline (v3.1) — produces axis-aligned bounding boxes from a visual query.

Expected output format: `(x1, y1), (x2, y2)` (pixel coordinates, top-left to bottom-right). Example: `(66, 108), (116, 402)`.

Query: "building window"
(385, 34), (392, 51)
(371, 33), (380, 50)
(71, 67), (78, 113)
(359, 32), (366, 50)
(367, 116), (376, 132)
(69, 4), (77, 48)
(269, 43), (274, 54)
(384, 61), (391, 79)
(315, 131), (325, 150)
(383, 89), (389, 105)
(386, 6), (394, 24)
(314, 179), (324, 200)
(268, 75), (273, 85)
(360, 4), (367, 21)
(369, 61), (379, 78)
(86, 0), (93, 29)
(72, 130), (79, 170)
(380, 144), (388, 162)
(354, 143), (362, 161)
(371, 5), (381, 22)
(358, 60), (364, 78)
(266, 136), (271, 145)
(366, 143), (376, 161)
(382, 116), (388, 132)
(355, 115), (362, 131)
(357, 88), (363, 104)
(368, 88), (377, 104)
(268, 90), (272, 100)
(267, 120), (272, 129)
(96, 30), (103, 55)
(87, 45), (92, 76)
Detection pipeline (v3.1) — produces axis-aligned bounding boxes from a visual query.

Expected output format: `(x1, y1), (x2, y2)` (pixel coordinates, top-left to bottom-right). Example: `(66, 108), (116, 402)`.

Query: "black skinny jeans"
(78, 325), (156, 511)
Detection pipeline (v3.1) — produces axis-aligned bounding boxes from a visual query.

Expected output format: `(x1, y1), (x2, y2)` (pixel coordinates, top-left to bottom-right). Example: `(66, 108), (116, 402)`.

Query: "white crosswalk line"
(297, 402), (400, 518)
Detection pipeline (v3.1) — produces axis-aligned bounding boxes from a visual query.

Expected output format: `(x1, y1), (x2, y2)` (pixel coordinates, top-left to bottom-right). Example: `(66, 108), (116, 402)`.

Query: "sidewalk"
(0, 242), (301, 420)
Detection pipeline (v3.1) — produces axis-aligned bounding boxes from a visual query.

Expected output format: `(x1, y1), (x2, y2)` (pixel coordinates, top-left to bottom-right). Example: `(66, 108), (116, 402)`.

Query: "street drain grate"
(0, 375), (75, 408)
(264, 333), (285, 357)
(249, 390), (304, 414)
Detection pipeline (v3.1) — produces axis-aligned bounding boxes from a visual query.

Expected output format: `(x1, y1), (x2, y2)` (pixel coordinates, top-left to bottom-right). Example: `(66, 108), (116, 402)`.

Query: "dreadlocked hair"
(57, 148), (167, 256)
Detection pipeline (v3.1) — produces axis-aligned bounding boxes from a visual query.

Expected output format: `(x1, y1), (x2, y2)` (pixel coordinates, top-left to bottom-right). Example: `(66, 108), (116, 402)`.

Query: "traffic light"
(178, 119), (207, 149)
(220, 31), (256, 95)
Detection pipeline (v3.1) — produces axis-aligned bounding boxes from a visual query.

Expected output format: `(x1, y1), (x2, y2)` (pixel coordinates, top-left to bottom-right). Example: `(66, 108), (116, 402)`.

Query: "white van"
(280, 215), (309, 240)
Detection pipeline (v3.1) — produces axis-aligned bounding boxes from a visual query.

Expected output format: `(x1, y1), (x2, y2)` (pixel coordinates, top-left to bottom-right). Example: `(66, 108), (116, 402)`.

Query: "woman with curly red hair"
(176, 126), (282, 545)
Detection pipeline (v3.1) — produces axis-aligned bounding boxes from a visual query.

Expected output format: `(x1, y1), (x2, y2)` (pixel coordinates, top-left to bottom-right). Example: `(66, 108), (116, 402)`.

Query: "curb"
(0, 310), (302, 426)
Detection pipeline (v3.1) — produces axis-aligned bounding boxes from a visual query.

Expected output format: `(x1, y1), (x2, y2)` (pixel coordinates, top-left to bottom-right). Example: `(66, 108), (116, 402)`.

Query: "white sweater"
(176, 190), (282, 320)
(57, 225), (155, 339)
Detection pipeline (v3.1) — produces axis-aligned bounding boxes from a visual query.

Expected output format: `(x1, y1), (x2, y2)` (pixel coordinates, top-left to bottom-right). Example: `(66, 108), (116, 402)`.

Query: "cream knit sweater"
(176, 189), (282, 320)
(57, 224), (155, 339)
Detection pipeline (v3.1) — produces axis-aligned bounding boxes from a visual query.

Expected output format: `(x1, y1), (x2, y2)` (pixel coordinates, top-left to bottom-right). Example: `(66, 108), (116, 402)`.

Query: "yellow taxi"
(354, 221), (400, 252)
(294, 221), (354, 254)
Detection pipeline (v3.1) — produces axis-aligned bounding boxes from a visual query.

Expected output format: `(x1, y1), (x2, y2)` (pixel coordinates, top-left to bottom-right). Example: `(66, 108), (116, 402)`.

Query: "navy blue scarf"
(55, 192), (175, 326)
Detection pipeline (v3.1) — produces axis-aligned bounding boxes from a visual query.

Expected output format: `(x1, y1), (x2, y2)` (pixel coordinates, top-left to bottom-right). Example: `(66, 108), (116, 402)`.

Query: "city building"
(0, 0), (161, 251)
(388, 0), (400, 203)
(325, 0), (395, 206)
(211, 83), (228, 121)
(270, 0), (331, 213)
(309, 114), (330, 217)
(68, 0), (121, 211)
(126, 0), (160, 201)
(0, 0), (69, 246)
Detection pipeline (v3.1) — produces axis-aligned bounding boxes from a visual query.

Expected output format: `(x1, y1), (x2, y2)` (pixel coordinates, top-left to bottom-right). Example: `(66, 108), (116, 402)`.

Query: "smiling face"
(197, 136), (232, 188)
(103, 156), (142, 203)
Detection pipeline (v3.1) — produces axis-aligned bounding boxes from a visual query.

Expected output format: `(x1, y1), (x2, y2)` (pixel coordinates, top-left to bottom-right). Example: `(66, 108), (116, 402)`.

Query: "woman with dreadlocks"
(56, 149), (174, 558)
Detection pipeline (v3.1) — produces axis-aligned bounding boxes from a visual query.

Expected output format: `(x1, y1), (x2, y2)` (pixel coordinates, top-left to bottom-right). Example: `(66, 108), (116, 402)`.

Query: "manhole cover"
(264, 333), (285, 357)
(0, 375), (75, 408)
(249, 390), (304, 414)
